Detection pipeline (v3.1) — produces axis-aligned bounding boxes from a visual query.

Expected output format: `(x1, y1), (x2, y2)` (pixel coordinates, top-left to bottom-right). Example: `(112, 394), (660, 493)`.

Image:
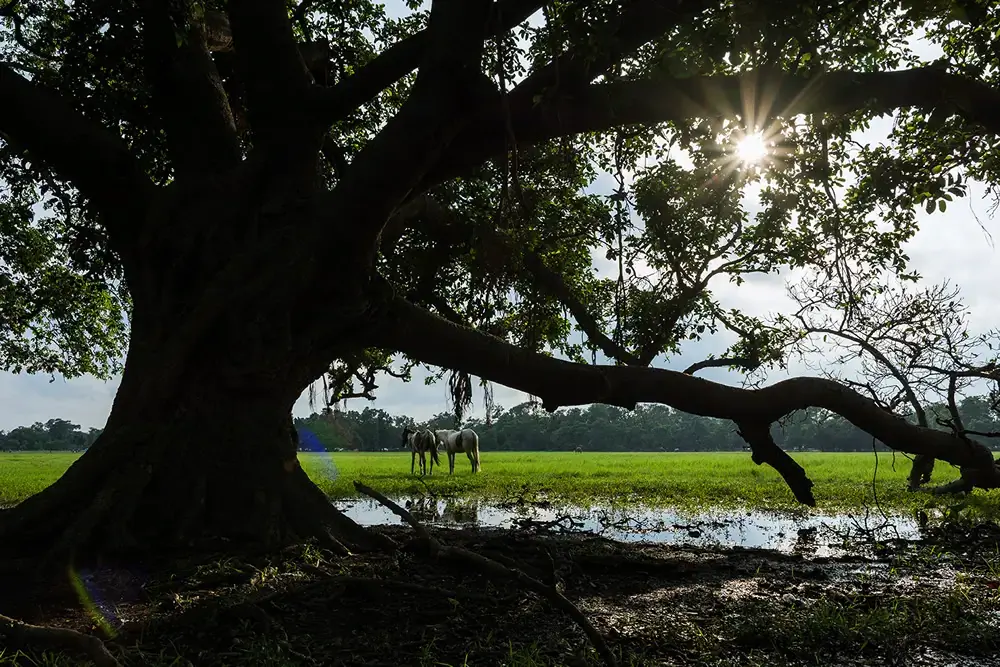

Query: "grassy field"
(2, 450), (997, 514)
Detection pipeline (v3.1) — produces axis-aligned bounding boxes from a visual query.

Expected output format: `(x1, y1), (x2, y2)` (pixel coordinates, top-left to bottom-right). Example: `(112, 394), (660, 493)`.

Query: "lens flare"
(735, 132), (768, 165)
(69, 566), (146, 638)
(295, 425), (339, 488)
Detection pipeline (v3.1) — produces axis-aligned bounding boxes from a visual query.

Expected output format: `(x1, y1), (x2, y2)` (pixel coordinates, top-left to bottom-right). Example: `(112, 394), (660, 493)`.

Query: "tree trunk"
(0, 258), (390, 562)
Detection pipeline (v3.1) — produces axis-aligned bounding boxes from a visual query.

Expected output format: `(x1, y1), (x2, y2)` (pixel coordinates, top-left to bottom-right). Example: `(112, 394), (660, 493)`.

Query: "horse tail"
(428, 433), (441, 466)
(467, 430), (481, 472)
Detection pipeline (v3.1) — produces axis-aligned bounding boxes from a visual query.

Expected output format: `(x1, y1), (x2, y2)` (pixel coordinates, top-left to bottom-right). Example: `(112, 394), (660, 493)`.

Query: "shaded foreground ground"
(3, 518), (1000, 666)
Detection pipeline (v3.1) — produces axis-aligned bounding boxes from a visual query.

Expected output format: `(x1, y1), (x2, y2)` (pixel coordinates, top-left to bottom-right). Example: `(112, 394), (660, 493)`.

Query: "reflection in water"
(336, 497), (922, 555)
(403, 497), (483, 525)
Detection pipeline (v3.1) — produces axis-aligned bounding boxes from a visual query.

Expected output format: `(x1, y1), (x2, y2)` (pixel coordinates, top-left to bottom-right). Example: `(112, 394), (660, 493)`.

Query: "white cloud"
(0, 371), (119, 431)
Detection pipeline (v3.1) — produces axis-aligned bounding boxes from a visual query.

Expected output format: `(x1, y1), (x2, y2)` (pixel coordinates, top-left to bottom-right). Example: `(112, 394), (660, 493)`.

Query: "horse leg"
(449, 451), (455, 475)
(411, 449), (416, 475)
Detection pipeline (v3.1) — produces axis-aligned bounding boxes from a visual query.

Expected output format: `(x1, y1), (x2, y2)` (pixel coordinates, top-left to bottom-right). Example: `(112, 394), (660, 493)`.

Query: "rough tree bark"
(0, 190), (392, 558)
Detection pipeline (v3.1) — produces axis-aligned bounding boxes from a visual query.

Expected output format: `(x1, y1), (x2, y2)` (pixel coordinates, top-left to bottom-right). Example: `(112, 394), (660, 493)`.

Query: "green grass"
(3, 450), (998, 514)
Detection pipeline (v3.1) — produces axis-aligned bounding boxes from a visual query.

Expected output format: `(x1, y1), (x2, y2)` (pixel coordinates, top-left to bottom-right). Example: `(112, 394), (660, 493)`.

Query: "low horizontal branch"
(373, 295), (997, 476)
(0, 612), (119, 666)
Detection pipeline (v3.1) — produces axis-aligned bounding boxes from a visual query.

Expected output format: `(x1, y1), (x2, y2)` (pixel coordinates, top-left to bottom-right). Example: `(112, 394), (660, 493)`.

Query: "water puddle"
(335, 496), (923, 555)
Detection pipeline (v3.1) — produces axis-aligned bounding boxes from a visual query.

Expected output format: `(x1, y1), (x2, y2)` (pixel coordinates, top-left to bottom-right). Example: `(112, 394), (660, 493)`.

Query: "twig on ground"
(513, 514), (585, 534)
(0, 613), (120, 666)
(353, 480), (618, 667)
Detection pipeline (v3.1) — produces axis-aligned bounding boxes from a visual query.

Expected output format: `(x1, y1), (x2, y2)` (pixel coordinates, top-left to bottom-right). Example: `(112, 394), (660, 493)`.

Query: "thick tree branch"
(141, 0), (241, 175)
(425, 67), (1000, 189)
(318, 0), (496, 256)
(309, 0), (545, 125)
(514, 0), (714, 97)
(736, 422), (815, 505)
(414, 0), (493, 89)
(419, 0), (717, 191)
(371, 294), (998, 489)
(226, 0), (316, 151)
(0, 65), (154, 252)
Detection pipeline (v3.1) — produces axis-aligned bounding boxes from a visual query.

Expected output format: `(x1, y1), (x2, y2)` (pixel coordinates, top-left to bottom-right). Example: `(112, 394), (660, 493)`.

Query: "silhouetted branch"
(373, 294), (1000, 491)
(683, 357), (758, 375)
(310, 0), (545, 124)
(427, 67), (1000, 188)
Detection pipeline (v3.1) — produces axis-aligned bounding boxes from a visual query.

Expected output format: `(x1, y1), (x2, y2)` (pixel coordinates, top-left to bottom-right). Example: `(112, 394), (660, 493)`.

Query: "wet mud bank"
(5, 526), (997, 665)
(2, 509), (999, 666)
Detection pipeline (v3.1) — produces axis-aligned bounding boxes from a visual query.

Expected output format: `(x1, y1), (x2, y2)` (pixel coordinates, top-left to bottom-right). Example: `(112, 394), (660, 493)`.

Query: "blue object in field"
(296, 427), (324, 452)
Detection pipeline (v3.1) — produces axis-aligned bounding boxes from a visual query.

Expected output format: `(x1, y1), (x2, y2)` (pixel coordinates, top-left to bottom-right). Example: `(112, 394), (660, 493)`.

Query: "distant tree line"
(0, 419), (103, 451)
(4, 396), (998, 453)
(291, 394), (1000, 453)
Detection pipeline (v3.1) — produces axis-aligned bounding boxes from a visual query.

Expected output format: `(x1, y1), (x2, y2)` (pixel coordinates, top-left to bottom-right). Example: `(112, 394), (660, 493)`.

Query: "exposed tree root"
(0, 612), (120, 666)
(354, 481), (619, 667)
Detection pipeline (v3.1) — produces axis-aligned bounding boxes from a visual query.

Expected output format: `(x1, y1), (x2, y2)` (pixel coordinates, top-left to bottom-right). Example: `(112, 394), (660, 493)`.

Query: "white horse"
(434, 428), (481, 474)
(402, 426), (439, 476)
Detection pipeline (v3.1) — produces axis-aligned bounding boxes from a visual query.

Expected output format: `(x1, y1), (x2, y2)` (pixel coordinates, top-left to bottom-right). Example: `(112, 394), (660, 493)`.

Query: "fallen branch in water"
(353, 481), (618, 667)
(0, 612), (120, 666)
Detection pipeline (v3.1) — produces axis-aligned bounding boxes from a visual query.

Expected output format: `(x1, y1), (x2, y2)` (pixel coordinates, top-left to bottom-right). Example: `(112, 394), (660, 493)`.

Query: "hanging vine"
(481, 377), (496, 426)
(611, 130), (629, 360)
(448, 369), (474, 427)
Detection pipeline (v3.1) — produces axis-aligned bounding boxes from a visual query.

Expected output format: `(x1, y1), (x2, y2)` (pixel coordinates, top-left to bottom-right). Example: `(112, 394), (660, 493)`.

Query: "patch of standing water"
(334, 496), (923, 555)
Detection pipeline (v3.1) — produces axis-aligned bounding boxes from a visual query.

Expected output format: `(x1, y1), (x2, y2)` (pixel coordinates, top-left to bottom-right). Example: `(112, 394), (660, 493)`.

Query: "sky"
(1, 7), (998, 431)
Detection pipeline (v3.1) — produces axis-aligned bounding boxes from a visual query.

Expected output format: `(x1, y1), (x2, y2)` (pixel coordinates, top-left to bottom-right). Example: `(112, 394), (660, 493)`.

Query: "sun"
(735, 132), (768, 165)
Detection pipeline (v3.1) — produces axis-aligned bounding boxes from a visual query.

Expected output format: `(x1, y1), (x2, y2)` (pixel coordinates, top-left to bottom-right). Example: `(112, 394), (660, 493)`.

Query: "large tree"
(2, 0), (1000, 558)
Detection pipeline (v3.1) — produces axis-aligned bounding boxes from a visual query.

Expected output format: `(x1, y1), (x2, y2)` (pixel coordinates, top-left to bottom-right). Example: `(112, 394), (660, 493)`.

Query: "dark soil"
(2, 522), (1000, 667)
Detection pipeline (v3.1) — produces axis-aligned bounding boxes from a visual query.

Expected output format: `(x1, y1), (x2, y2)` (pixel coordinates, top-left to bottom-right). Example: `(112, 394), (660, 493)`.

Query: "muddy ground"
(2, 519), (1000, 667)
